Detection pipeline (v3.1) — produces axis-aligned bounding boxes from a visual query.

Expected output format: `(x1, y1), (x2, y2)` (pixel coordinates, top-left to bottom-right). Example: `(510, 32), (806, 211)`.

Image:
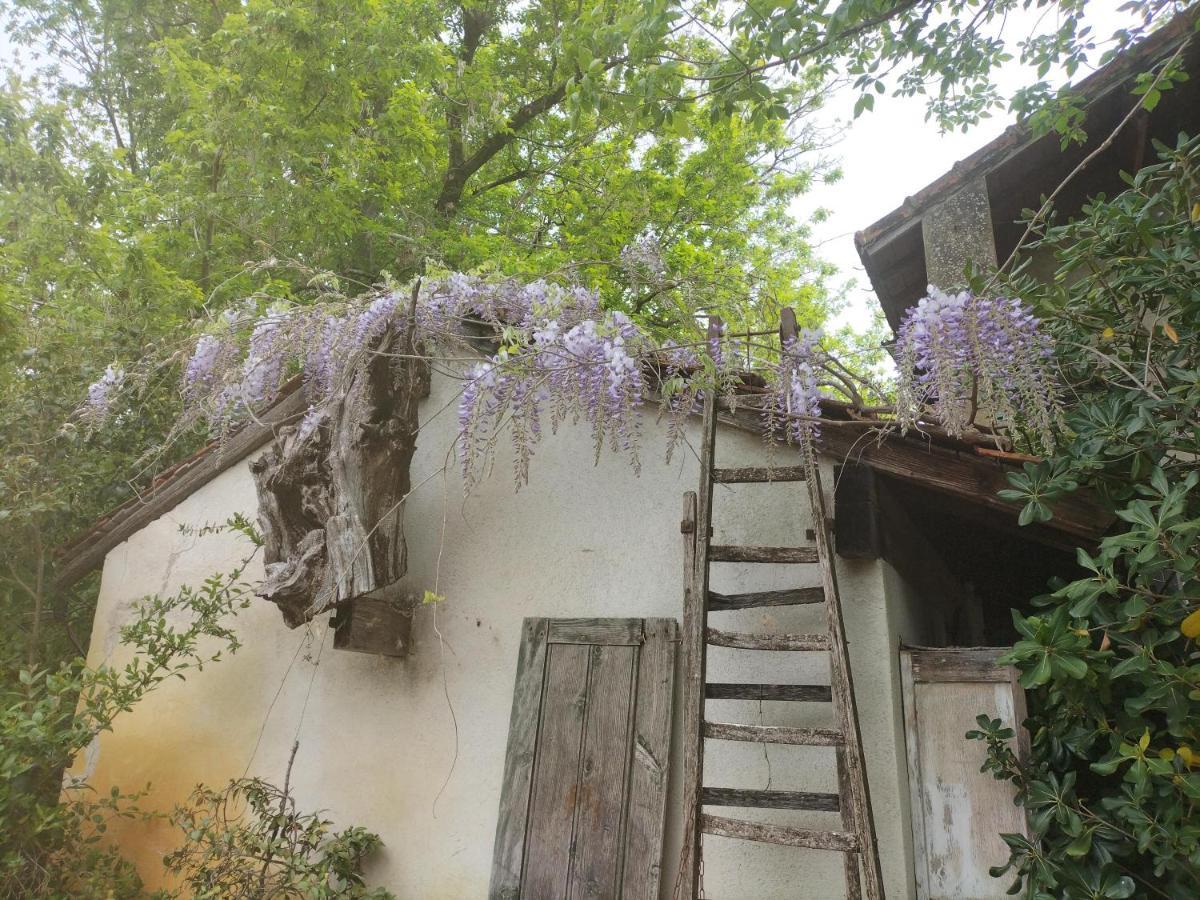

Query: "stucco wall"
(80, 367), (917, 899)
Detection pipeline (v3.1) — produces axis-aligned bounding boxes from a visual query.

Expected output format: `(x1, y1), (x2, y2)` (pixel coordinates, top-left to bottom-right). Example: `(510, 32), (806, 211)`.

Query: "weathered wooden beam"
(700, 815), (859, 853)
(705, 683), (832, 702)
(708, 545), (818, 564)
(820, 426), (1111, 544)
(701, 788), (840, 812)
(546, 618), (645, 645)
(677, 319), (723, 900)
(703, 721), (843, 747)
(714, 406), (1110, 544)
(712, 465), (806, 483)
(252, 313), (432, 628)
(707, 586), (824, 611)
(706, 628), (829, 651)
(905, 647), (1013, 683)
(805, 460), (886, 898)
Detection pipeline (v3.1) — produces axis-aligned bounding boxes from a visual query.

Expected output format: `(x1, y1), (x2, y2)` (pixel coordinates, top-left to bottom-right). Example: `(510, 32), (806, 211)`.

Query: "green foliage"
(1, 520), (392, 897)
(689, 0), (1190, 139)
(164, 767), (394, 899)
(970, 134), (1200, 898)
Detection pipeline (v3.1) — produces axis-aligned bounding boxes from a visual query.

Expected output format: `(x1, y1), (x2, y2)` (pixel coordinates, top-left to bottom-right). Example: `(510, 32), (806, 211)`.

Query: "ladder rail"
(806, 455), (886, 898)
(675, 310), (884, 900)
(677, 317), (722, 899)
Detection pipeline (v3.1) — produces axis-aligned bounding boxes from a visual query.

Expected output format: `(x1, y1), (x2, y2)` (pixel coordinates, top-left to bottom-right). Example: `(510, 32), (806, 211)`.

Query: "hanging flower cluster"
(619, 231), (667, 283)
(459, 307), (649, 489)
(82, 272), (837, 490)
(894, 286), (1061, 451)
(79, 365), (125, 426)
(766, 329), (825, 442)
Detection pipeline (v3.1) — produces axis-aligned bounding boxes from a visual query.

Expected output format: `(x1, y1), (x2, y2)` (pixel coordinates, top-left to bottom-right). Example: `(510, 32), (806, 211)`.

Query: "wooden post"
(806, 458), (886, 899)
(779, 306), (798, 345)
(678, 315), (722, 900)
(677, 491), (700, 898)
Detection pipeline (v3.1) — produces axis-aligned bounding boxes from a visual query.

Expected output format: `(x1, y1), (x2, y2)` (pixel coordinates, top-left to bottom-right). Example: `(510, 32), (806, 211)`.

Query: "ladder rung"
(703, 722), (844, 746)
(701, 814), (860, 852)
(701, 787), (840, 812)
(706, 628), (830, 651)
(712, 465), (806, 484)
(709, 545), (818, 564)
(708, 587), (824, 610)
(705, 683), (832, 702)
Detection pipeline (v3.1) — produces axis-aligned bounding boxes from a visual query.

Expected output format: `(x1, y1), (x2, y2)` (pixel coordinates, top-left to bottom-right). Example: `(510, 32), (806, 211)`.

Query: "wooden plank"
(907, 678), (1031, 897)
(701, 787), (840, 812)
(548, 618), (645, 646)
(569, 644), (638, 899)
(521, 643), (591, 898)
(700, 814), (859, 853)
(907, 647), (1012, 683)
(678, 317), (722, 900)
(619, 618), (678, 900)
(490, 618), (550, 900)
(708, 545), (818, 564)
(712, 465), (806, 483)
(899, 651), (930, 900)
(708, 586), (824, 611)
(805, 459), (887, 898)
(705, 683), (832, 702)
(837, 746), (864, 900)
(703, 721), (843, 747)
(706, 628), (829, 651)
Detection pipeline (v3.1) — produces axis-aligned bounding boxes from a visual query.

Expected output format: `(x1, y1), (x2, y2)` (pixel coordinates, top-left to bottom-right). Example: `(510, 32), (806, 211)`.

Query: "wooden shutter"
(900, 648), (1031, 899)
(490, 617), (678, 900)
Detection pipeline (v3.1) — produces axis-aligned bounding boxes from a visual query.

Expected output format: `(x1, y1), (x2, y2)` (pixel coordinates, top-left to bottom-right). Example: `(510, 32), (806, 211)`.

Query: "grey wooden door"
(490, 617), (678, 900)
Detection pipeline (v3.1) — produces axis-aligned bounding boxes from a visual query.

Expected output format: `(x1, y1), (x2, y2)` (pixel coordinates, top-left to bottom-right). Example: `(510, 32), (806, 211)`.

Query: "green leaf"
(1054, 654), (1088, 680)
(1022, 652), (1053, 687)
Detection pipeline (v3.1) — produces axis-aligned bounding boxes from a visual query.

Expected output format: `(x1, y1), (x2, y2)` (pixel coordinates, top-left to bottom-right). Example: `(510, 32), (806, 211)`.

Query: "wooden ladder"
(676, 312), (885, 900)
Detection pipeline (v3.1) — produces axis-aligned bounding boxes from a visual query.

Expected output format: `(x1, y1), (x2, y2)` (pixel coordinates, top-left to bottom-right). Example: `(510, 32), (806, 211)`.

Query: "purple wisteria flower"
(79, 364), (125, 427)
(457, 306), (649, 489)
(620, 231), (667, 282)
(766, 329), (825, 443)
(895, 285), (1060, 451)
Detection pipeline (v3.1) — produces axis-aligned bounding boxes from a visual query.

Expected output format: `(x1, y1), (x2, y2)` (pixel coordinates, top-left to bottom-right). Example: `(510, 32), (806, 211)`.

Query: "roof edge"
(58, 379), (1113, 590)
(55, 386), (309, 591)
(854, 7), (1200, 255)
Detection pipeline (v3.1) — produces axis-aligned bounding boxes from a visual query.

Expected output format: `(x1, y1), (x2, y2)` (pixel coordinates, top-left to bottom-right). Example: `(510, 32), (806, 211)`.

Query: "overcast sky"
(797, 0), (1133, 333)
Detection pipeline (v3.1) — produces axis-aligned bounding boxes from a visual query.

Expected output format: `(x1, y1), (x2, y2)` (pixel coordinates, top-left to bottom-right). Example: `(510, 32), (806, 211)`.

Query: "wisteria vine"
(81, 277), (1063, 490)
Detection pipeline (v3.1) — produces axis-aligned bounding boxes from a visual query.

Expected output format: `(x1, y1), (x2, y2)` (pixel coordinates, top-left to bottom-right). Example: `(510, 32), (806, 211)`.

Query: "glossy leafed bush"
(969, 133), (1200, 898)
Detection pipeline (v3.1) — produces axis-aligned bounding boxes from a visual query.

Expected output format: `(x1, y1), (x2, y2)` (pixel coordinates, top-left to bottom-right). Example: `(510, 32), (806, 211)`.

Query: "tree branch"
(436, 56), (626, 213)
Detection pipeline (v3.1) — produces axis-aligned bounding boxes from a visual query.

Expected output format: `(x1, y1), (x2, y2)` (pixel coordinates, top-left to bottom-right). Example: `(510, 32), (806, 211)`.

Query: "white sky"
(797, 1), (1134, 333)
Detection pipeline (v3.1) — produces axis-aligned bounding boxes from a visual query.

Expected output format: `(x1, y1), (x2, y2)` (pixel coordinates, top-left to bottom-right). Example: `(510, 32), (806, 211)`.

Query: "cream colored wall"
(81, 367), (917, 899)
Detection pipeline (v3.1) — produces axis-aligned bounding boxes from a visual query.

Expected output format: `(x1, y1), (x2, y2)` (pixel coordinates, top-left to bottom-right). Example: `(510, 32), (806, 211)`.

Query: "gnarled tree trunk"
(250, 313), (431, 628)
